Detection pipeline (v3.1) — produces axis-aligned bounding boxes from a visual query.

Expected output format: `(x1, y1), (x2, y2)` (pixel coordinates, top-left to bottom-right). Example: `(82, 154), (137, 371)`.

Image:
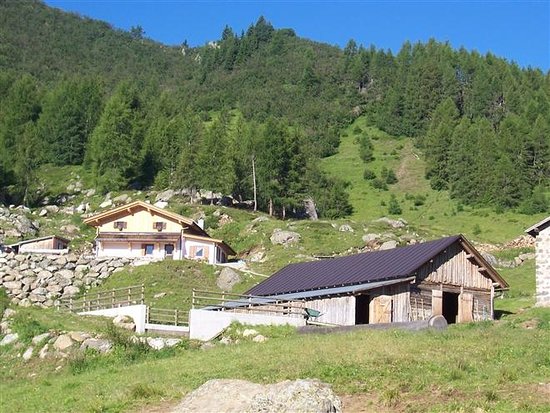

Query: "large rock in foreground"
(172, 379), (341, 413)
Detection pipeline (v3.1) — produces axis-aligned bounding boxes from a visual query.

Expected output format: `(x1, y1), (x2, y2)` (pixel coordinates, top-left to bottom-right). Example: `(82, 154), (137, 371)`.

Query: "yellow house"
(83, 201), (235, 264)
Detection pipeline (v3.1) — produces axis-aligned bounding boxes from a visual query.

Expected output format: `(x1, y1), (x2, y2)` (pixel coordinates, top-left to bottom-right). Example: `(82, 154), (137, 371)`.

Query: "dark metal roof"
(525, 216), (550, 237)
(247, 235), (463, 296)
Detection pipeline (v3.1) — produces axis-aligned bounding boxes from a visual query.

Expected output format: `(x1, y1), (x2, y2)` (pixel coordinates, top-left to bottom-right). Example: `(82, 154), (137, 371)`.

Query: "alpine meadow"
(0, 1), (549, 412)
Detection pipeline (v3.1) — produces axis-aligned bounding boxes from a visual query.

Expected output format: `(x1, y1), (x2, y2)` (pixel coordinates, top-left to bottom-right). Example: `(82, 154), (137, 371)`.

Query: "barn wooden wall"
(306, 296), (356, 325)
(416, 243), (493, 289)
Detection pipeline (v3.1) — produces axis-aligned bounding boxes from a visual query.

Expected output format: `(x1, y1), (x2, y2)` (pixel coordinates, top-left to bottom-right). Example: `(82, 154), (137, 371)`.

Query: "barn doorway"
(442, 292), (459, 324)
(355, 294), (370, 324)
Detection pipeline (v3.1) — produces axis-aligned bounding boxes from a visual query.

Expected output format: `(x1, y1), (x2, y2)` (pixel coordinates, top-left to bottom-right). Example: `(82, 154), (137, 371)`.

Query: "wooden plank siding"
(416, 242), (493, 290)
(305, 296), (356, 325)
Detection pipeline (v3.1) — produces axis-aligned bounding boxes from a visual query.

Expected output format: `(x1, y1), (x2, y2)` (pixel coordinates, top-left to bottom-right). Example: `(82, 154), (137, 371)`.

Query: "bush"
(388, 195), (402, 215)
(413, 194), (426, 206)
(381, 167), (398, 185)
(519, 190), (548, 215)
(356, 134), (374, 163)
(371, 178), (388, 191)
(363, 168), (376, 180)
(11, 313), (48, 343)
(353, 126), (362, 134)
(473, 224), (482, 235)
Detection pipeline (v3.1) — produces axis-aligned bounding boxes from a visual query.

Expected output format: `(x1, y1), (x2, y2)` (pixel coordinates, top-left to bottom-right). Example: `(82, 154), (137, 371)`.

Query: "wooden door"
(458, 293), (474, 323)
(432, 289), (443, 316)
(369, 295), (392, 324)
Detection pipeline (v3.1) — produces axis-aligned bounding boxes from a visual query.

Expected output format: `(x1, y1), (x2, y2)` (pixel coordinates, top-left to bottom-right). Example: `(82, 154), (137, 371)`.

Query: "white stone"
(22, 346), (34, 361)
(147, 337), (165, 350)
(39, 344), (49, 359)
(32, 332), (51, 345)
(99, 200), (113, 209)
(0, 333), (19, 346)
(154, 201), (168, 209)
(252, 334), (267, 343)
(242, 329), (259, 338)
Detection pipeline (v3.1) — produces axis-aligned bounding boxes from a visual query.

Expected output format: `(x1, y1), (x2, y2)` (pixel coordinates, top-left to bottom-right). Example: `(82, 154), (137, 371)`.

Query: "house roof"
(246, 235), (507, 297)
(83, 200), (206, 235)
(525, 216), (550, 237)
(8, 235), (70, 248)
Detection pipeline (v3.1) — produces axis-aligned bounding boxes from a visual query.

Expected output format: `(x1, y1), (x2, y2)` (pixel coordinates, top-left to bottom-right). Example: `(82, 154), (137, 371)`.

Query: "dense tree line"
(0, 1), (548, 216)
(344, 40), (550, 211)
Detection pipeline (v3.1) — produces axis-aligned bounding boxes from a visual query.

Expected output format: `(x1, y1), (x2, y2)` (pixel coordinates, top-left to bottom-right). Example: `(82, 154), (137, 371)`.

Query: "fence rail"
(191, 289), (307, 317)
(147, 307), (188, 326)
(57, 284), (145, 312)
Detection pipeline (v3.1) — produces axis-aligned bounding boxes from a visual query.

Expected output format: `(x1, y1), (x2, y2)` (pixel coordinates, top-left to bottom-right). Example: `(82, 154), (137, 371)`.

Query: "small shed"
(247, 235), (508, 325)
(526, 216), (550, 307)
(9, 235), (70, 254)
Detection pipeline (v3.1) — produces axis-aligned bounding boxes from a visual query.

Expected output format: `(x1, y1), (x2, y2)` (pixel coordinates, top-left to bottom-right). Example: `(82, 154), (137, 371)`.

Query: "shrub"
(11, 313), (48, 344)
(473, 224), (482, 235)
(363, 168), (376, 180)
(388, 195), (402, 215)
(413, 194), (426, 206)
(381, 167), (398, 184)
(353, 125), (362, 134)
(371, 178), (388, 191)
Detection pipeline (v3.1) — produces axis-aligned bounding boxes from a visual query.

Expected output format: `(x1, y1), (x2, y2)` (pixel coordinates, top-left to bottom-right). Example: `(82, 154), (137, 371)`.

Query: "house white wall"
(97, 240), (182, 260)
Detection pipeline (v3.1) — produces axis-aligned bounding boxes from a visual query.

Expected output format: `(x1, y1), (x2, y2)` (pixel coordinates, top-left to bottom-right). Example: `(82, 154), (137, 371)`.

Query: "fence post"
(97, 292), (100, 310)
(112, 290), (115, 308)
(69, 297), (73, 312)
(128, 287), (131, 305)
(221, 292), (225, 311)
(192, 289), (195, 309)
(175, 309), (178, 326)
(141, 284), (145, 304)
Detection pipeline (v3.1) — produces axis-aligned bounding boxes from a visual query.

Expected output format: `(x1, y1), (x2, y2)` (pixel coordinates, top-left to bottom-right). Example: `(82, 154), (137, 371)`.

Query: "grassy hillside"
(322, 117), (548, 244)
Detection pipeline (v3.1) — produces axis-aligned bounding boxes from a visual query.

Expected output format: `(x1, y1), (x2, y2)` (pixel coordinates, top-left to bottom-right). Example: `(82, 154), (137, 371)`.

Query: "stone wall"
(535, 227), (550, 307)
(0, 252), (142, 307)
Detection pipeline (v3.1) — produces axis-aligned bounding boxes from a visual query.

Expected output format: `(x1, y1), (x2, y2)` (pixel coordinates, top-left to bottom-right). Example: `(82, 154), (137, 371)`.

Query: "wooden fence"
(191, 289), (307, 318)
(57, 284), (145, 312)
(147, 307), (188, 326)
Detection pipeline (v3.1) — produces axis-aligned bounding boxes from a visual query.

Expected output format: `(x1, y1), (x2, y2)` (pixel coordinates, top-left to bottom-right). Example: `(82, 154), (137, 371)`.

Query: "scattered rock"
(69, 331), (90, 343)
(165, 338), (182, 347)
(99, 199), (113, 209)
(112, 194), (130, 205)
(81, 338), (112, 353)
(0, 333), (19, 346)
(53, 334), (73, 351)
(147, 337), (165, 350)
(481, 252), (498, 267)
(252, 334), (267, 343)
(113, 315), (135, 331)
(362, 233), (380, 243)
(216, 267), (242, 292)
(3, 308), (16, 319)
(374, 217), (407, 228)
(22, 346), (34, 361)
(39, 209), (48, 217)
(32, 332), (51, 345)
(171, 379), (341, 413)
(242, 329), (259, 338)
(379, 240), (398, 250)
(270, 229), (301, 246)
(153, 292), (167, 299)
(303, 197), (318, 221)
(338, 224), (354, 232)
(154, 201), (168, 209)
(39, 344), (49, 359)
(155, 189), (176, 202)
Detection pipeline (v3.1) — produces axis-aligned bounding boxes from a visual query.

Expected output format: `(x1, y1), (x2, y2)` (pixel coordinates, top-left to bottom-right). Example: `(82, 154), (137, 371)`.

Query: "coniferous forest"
(0, 1), (549, 217)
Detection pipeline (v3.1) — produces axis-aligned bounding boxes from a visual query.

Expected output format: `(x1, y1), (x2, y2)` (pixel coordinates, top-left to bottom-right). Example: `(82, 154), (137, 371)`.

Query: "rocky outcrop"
(0, 252), (144, 307)
(216, 267), (242, 292)
(172, 379), (341, 413)
(270, 229), (301, 246)
(0, 205), (39, 240)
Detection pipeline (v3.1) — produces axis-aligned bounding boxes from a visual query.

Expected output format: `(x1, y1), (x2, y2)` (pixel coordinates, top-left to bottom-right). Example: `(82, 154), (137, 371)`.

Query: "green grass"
(1, 311), (549, 412)
(322, 117), (547, 244)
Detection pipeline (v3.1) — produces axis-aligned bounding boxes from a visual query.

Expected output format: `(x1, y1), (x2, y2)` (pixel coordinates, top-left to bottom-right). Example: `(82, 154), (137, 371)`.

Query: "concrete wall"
(79, 304), (147, 333)
(536, 226), (550, 307)
(189, 309), (306, 341)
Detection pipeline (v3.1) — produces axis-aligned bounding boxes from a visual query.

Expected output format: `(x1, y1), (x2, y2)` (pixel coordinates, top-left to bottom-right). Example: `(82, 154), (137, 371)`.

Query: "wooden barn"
(8, 235), (69, 254)
(246, 235), (508, 325)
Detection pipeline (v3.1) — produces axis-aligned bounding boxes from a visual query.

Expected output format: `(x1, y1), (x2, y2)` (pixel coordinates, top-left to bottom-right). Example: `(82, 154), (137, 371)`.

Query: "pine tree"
(424, 97), (460, 189)
(87, 82), (144, 192)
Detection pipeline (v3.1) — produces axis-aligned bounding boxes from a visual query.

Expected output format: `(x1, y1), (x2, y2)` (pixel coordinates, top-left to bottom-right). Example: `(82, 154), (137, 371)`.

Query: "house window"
(143, 244), (154, 255)
(153, 222), (167, 232)
(195, 247), (204, 257)
(113, 221), (127, 231)
(164, 244), (174, 255)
